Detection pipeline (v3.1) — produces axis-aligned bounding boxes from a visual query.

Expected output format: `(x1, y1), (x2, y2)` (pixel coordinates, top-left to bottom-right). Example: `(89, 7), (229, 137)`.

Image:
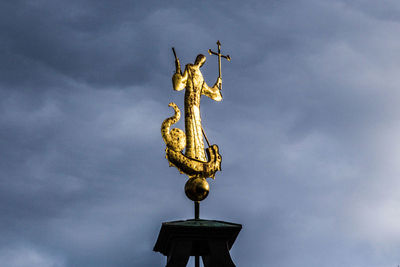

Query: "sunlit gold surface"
(172, 54), (222, 162)
(161, 43), (230, 201)
(185, 177), (210, 202)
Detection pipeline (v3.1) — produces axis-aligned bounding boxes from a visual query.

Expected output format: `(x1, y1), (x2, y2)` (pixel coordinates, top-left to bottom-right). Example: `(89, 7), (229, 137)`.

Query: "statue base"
(154, 219), (242, 267)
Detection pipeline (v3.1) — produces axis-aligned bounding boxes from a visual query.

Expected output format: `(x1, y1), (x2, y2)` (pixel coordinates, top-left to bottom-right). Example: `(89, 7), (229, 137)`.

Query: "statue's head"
(194, 54), (206, 67)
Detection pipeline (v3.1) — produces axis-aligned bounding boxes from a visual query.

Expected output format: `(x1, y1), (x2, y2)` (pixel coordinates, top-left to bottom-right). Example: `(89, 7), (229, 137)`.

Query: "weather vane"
(161, 41), (231, 203)
(155, 42), (241, 267)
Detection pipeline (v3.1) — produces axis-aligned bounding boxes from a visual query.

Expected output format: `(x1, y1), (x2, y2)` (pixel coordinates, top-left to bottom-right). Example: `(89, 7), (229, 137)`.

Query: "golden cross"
(208, 40), (231, 90)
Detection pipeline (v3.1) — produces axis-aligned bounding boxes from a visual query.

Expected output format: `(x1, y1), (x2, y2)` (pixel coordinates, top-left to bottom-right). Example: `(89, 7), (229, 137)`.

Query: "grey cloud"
(1, 0), (400, 266)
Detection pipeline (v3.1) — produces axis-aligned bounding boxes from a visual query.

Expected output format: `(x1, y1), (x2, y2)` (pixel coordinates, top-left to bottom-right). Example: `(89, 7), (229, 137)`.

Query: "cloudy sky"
(1, 0), (400, 266)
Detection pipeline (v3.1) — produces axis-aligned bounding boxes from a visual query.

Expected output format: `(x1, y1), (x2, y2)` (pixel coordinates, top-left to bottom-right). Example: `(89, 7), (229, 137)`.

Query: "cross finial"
(208, 41), (231, 90)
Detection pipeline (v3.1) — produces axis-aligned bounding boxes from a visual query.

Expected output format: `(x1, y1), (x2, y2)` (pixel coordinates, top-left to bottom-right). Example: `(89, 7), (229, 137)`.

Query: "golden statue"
(161, 41), (230, 202)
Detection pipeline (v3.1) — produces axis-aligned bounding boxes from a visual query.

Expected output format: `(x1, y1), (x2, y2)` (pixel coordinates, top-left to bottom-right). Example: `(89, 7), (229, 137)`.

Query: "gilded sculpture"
(161, 41), (230, 201)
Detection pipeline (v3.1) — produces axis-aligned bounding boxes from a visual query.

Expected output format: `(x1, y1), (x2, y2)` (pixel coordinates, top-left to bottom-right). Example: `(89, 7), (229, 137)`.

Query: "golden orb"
(184, 177), (209, 201)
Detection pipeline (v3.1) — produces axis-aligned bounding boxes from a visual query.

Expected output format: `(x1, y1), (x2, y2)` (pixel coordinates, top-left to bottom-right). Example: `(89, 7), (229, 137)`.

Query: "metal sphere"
(184, 177), (209, 202)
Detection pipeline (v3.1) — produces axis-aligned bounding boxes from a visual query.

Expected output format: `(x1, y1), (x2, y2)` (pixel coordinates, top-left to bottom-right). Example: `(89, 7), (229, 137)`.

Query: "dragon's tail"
(161, 102), (181, 146)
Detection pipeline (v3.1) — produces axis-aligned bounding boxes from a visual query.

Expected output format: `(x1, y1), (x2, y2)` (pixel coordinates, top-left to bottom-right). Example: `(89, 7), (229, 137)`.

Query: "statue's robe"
(172, 64), (222, 161)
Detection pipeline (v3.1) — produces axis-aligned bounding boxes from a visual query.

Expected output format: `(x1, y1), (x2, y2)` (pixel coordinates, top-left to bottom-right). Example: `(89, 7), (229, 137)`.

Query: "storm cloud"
(1, 0), (400, 266)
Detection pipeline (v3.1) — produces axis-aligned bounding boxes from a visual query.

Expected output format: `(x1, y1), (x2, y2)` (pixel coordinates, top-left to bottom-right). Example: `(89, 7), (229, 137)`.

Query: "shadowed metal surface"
(154, 219), (242, 267)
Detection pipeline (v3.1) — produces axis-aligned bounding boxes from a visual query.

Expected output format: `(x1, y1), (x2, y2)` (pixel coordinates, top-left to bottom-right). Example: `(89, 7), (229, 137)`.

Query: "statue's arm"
(172, 64), (188, 91)
(202, 77), (222, 101)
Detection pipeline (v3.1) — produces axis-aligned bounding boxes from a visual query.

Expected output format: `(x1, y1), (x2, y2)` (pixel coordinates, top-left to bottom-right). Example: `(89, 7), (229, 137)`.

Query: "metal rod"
(195, 201), (199, 220)
(217, 40), (222, 91)
(172, 47), (177, 59)
(195, 201), (200, 266)
(201, 127), (211, 147)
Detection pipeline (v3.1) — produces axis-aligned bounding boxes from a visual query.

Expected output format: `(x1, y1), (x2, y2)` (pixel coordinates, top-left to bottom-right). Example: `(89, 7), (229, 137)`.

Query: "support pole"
(195, 201), (199, 220)
(195, 201), (200, 267)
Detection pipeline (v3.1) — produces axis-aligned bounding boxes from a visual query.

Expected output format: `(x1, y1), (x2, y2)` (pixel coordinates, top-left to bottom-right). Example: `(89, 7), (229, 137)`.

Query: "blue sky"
(1, 0), (400, 266)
